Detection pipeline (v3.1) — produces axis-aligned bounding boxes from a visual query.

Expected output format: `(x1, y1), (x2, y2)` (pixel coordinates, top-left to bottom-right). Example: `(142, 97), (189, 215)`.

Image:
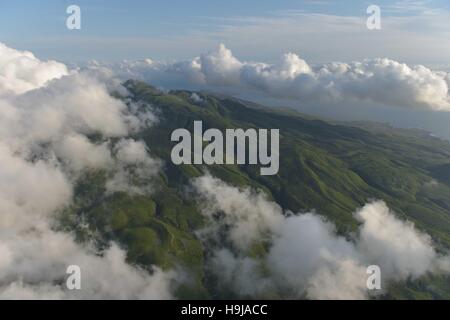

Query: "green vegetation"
(61, 80), (450, 299)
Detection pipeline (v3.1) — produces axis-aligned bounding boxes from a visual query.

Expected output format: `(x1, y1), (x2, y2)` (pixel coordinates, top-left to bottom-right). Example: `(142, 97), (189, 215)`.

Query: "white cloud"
(1, 40), (448, 299)
(0, 43), (68, 96)
(0, 142), (72, 229)
(306, 258), (368, 300)
(0, 232), (175, 300)
(190, 93), (204, 104)
(0, 43), (172, 299)
(192, 173), (284, 250)
(103, 44), (450, 111)
(199, 43), (242, 85)
(192, 175), (450, 299)
(356, 201), (437, 279)
(105, 139), (162, 195)
(54, 134), (113, 172)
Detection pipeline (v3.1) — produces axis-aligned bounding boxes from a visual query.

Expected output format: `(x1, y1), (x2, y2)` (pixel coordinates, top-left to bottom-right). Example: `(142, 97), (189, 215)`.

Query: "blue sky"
(1, 1), (450, 139)
(1, 0), (450, 64)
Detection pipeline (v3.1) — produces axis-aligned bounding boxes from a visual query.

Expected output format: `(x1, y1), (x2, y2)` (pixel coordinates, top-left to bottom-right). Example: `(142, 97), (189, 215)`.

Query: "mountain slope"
(61, 80), (450, 299)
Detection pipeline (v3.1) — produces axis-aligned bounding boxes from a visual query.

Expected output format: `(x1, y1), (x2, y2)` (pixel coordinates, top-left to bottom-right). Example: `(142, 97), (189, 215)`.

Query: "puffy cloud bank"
(1, 40), (449, 299)
(0, 43), (68, 96)
(192, 175), (450, 299)
(0, 43), (172, 299)
(101, 44), (450, 111)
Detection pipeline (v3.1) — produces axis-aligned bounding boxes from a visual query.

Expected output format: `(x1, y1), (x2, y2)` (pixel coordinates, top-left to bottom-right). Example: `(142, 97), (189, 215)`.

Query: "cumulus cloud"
(0, 43), (68, 96)
(54, 135), (113, 172)
(0, 231), (175, 300)
(0, 43), (171, 299)
(101, 44), (450, 111)
(193, 173), (283, 251)
(2, 40), (448, 299)
(355, 201), (437, 279)
(190, 93), (204, 104)
(105, 139), (162, 195)
(192, 175), (449, 299)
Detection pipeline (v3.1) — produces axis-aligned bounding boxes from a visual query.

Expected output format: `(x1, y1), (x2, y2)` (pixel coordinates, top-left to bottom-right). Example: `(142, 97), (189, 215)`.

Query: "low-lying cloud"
(192, 175), (450, 299)
(0, 42), (172, 299)
(1, 40), (449, 299)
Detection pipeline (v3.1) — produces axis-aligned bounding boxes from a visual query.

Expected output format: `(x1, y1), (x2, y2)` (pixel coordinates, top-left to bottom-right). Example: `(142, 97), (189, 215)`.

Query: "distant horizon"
(1, 0), (449, 65)
(1, 0), (450, 139)
(1, 1), (450, 302)
(2, 36), (450, 140)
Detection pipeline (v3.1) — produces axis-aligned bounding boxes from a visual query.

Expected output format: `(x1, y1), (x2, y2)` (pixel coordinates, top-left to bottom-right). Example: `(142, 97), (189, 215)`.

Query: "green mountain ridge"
(61, 80), (450, 299)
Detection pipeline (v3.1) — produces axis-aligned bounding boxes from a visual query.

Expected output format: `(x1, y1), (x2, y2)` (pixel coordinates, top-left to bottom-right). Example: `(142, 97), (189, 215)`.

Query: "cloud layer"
(1, 41), (449, 299)
(101, 43), (450, 111)
(0, 42), (172, 299)
(192, 175), (449, 299)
